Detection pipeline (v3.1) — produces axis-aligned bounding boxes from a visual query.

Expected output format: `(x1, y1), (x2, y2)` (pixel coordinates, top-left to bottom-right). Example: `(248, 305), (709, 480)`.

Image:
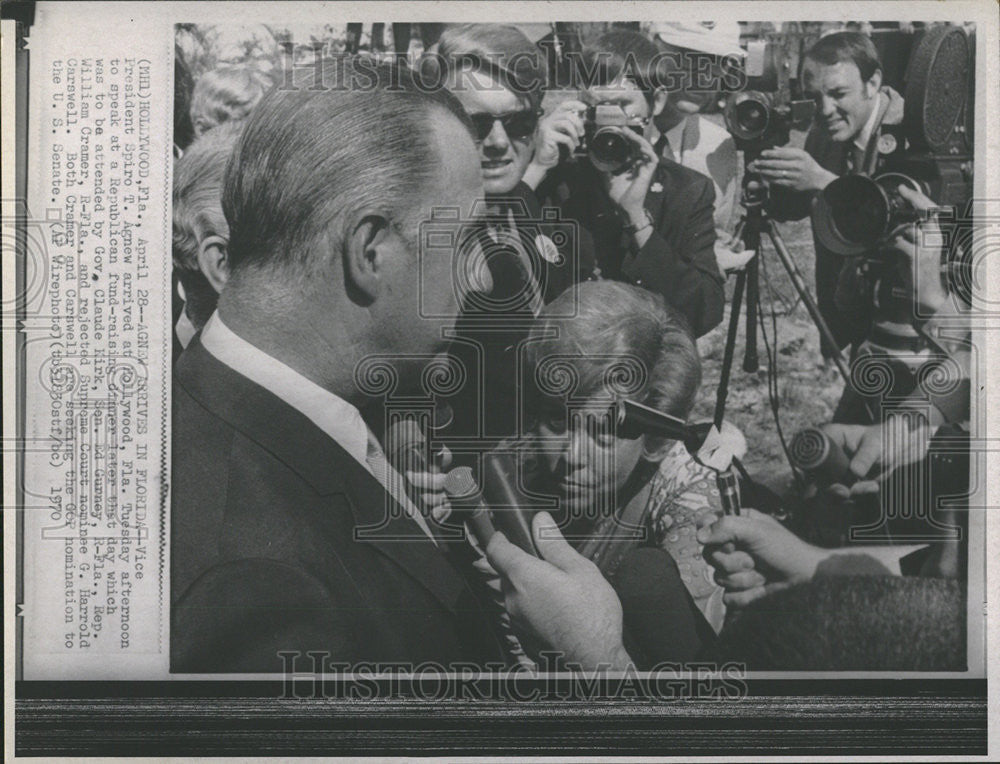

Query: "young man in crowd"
(531, 29), (726, 339)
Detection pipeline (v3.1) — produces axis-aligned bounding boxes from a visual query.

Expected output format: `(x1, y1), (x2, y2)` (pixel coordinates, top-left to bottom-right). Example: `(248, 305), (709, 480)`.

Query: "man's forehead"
(582, 78), (643, 104)
(802, 58), (863, 88)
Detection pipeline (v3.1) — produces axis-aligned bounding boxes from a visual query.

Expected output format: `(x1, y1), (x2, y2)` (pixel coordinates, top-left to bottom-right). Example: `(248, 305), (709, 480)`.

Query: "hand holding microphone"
(792, 417), (932, 500)
(486, 511), (632, 671)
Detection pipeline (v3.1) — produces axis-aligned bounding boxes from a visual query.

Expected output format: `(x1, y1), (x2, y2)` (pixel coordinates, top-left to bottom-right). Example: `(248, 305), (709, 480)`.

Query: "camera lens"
(735, 100), (768, 137)
(826, 175), (889, 247)
(724, 92), (772, 142)
(589, 127), (630, 171)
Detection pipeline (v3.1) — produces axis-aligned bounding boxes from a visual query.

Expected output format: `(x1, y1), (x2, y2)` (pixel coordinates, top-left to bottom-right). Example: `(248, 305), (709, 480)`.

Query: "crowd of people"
(170, 23), (971, 674)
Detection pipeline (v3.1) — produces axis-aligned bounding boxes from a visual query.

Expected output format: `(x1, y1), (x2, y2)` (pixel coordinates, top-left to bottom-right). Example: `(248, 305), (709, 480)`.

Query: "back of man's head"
(222, 56), (473, 283)
(805, 31), (882, 82)
(711, 576), (965, 671)
(172, 121), (243, 328)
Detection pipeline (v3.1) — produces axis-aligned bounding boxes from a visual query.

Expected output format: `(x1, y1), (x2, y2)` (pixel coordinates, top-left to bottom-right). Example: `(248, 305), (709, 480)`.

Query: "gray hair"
(222, 56), (474, 278)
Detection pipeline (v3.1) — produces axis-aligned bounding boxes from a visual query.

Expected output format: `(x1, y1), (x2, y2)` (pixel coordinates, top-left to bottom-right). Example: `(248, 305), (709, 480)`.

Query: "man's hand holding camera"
(603, 129), (660, 247)
(890, 184), (950, 315)
(820, 415), (932, 500)
(749, 147), (838, 193)
(523, 99), (588, 188)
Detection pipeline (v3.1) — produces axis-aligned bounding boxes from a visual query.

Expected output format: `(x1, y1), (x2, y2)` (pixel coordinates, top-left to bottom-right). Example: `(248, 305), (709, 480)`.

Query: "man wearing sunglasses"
(532, 30), (725, 340)
(422, 24), (594, 442)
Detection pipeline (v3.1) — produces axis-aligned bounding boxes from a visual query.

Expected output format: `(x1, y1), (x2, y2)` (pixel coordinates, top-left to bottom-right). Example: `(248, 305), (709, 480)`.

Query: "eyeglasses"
(468, 109), (541, 142)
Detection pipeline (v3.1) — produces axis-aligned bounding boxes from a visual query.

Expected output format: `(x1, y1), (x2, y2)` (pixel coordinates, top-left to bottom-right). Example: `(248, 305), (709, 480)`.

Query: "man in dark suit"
(530, 30), (725, 339)
(752, 32), (905, 364)
(171, 58), (631, 673)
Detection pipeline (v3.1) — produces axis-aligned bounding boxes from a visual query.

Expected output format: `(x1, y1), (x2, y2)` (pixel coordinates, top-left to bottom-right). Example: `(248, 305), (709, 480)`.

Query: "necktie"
(655, 134), (676, 163)
(844, 143), (865, 175)
(365, 428), (437, 543)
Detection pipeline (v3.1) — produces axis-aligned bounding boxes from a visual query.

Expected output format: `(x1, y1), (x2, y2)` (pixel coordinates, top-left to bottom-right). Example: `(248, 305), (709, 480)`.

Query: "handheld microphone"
(481, 451), (540, 556)
(442, 466), (498, 549)
(789, 427), (856, 487)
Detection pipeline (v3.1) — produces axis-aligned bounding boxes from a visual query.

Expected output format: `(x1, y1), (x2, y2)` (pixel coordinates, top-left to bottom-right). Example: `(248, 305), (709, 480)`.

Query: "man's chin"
(484, 175), (520, 196)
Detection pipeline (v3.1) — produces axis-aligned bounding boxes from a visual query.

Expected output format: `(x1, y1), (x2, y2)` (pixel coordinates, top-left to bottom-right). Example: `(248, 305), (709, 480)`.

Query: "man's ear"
(196, 234), (230, 294)
(651, 87), (669, 118)
(865, 68), (883, 97)
(343, 212), (393, 305)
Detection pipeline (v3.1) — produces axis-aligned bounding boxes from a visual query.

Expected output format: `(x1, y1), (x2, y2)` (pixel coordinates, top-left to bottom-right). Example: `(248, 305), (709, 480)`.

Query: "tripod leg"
(714, 269), (746, 429)
(765, 220), (852, 384)
(743, 255), (760, 373)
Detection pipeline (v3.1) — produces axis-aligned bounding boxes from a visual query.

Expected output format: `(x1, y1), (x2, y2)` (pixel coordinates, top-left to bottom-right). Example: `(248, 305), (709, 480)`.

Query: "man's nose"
(563, 426), (589, 470)
(819, 95), (837, 116)
(482, 119), (511, 151)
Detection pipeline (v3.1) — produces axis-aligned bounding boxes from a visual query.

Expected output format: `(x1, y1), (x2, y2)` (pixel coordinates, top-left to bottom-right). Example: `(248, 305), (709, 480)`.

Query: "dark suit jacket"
(767, 88), (906, 354)
(537, 158), (724, 338)
(171, 339), (505, 673)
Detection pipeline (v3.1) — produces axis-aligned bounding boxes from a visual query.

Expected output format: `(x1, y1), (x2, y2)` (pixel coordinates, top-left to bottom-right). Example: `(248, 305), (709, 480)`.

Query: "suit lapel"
(644, 162), (671, 230)
(175, 339), (467, 614)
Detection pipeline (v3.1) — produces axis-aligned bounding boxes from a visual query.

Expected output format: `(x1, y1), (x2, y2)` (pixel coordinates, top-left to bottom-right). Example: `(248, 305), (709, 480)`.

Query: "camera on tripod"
(723, 39), (816, 152)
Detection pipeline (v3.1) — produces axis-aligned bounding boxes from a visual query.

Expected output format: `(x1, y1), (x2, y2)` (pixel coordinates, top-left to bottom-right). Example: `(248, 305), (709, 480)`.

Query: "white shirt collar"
(199, 311), (370, 467)
(854, 93), (882, 152)
(174, 308), (198, 350)
(665, 118), (687, 156)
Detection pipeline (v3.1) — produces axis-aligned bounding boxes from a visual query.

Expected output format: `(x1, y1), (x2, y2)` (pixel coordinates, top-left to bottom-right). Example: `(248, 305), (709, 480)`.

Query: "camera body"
(723, 38), (816, 154)
(573, 103), (646, 173)
(724, 89), (816, 152)
(809, 24), (974, 318)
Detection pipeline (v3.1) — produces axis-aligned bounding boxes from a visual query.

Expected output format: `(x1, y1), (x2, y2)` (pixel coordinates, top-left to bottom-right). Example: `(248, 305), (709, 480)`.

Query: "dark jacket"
(171, 339), (505, 672)
(445, 182), (595, 443)
(768, 88), (906, 355)
(537, 158), (724, 338)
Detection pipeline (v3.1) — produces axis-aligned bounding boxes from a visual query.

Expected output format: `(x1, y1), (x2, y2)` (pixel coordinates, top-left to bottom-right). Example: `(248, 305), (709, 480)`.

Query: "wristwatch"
(623, 208), (654, 237)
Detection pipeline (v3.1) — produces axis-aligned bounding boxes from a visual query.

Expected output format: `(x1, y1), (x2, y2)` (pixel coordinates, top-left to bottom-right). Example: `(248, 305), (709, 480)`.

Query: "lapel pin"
(650, 182), (664, 194)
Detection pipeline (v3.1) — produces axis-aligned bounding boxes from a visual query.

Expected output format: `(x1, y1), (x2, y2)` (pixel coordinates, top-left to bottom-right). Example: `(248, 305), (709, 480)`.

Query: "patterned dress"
(644, 440), (727, 633)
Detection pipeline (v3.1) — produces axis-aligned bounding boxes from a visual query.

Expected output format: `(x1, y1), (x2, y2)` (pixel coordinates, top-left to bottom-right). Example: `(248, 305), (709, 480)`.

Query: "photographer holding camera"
(752, 31), (904, 368)
(531, 29), (726, 340)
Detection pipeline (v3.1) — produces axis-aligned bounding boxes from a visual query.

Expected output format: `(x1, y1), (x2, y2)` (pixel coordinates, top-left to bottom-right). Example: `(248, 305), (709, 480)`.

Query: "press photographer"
(750, 31), (905, 366)
(532, 29), (726, 339)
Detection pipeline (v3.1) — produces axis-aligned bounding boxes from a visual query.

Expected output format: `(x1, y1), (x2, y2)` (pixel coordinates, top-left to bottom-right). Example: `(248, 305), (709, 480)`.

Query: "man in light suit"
(171, 57), (630, 673)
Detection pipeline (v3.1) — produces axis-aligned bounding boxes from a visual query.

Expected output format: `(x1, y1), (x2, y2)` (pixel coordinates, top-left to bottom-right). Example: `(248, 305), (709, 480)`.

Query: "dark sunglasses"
(468, 109), (541, 142)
